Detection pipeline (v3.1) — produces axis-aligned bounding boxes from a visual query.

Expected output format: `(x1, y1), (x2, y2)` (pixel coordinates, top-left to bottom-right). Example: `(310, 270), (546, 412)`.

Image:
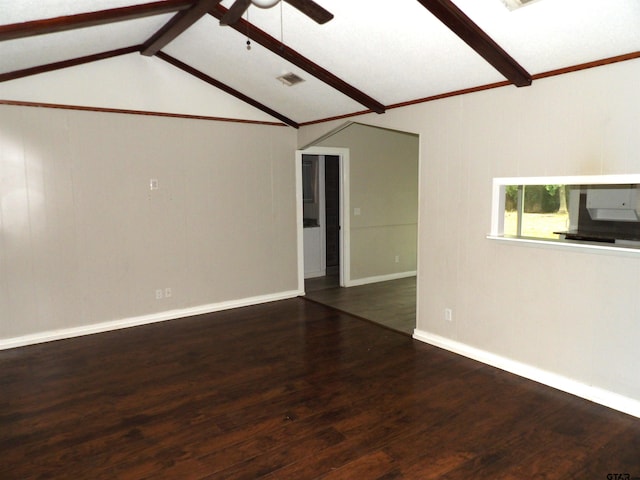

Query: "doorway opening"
(297, 147), (349, 290)
(302, 154), (341, 292)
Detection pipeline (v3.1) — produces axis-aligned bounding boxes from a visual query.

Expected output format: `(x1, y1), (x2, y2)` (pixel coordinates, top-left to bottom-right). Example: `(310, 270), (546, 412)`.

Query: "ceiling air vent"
(501, 0), (541, 11)
(277, 72), (305, 86)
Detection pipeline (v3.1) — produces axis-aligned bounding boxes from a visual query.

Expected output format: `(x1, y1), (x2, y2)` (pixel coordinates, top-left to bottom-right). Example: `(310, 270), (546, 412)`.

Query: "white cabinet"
(303, 226), (325, 278)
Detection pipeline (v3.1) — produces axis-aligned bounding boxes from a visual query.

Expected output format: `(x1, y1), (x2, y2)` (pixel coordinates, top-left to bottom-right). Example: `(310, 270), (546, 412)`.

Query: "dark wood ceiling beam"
(208, 5), (386, 114)
(142, 0), (221, 56)
(283, 0), (333, 25)
(156, 51), (299, 128)
(0, 46), (142, 83)
(0, 0), (194, 42)
(416, 0), (532, 87)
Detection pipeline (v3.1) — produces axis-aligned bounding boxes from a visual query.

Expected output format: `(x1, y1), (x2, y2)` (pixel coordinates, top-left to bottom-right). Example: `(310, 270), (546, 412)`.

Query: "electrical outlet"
(165, 287), (172, 298)
(354, 207), (361, 216)
(150, 179), (159, 190)
(155, 289), (163, 300)
(445, 308), (453, 322)
(395, 255), (400, 263)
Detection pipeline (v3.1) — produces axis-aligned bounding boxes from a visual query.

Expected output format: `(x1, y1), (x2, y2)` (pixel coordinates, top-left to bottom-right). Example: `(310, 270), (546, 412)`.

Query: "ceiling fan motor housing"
(251, 0), (280, 8)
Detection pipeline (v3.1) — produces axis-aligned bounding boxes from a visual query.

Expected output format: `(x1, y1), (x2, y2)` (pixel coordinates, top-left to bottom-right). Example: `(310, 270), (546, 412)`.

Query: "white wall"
(0, 54), (278, 123)
(316, 123), (419, 282)
(299, 58), (640, 414)
(0, 105), (299, 344)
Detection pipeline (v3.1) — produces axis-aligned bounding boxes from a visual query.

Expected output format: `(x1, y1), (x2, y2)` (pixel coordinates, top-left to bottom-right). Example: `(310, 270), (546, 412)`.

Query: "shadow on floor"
(303, 275), (416, 335)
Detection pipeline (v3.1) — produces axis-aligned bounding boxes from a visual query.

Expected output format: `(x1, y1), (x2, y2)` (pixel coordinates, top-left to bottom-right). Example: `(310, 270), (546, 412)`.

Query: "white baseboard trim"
(413, 329), (640, 419)
(0, 289), (303, 351)
(346, 270), (416, 287)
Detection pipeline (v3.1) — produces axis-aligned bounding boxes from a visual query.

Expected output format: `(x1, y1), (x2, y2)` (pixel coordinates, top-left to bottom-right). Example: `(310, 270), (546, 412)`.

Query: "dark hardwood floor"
(1, 298), (639, 479)
(304, 275), (416, 335)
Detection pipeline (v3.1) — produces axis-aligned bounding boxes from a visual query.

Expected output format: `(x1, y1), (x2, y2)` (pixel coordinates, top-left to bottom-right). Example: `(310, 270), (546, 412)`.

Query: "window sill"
(486, 235), (640, 257)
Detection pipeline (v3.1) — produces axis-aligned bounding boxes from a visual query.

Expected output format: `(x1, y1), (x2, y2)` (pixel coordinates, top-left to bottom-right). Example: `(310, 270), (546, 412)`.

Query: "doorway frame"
(296, 147), (350, 293)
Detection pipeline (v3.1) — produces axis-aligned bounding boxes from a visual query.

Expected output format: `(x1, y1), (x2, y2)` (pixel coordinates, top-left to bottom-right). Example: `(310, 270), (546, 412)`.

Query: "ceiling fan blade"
(283, 0), (333, 24)
(220, 0), (252, 25)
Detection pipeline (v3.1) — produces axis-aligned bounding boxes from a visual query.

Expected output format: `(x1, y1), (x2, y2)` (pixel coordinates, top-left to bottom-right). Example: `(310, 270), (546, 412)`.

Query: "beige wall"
(316, 123), (419, 281)
(2, 53), (639, 412)
(0, 105), (299, 341)
(300, 58), (640, 408)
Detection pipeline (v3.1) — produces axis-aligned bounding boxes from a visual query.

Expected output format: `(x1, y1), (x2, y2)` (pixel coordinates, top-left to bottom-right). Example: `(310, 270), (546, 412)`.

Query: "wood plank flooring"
(1, 298), (639, 479)
(304, 276), (416, 335)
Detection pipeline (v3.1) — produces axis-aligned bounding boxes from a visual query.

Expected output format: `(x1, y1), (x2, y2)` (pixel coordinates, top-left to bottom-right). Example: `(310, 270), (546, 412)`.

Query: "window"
(503, 184), (570, 239)
(491, 175), (640, 248)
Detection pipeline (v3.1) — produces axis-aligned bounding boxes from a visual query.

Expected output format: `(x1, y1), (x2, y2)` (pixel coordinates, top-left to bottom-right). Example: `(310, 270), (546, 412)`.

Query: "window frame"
(489, 174), (640, 254)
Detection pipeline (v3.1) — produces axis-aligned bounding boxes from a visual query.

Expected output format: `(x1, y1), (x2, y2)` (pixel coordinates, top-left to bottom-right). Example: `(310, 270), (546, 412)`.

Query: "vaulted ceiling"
(1, 0), (639, 127)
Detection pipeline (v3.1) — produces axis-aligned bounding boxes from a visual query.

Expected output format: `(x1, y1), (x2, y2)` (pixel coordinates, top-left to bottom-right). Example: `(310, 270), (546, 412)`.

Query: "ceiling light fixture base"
(500, 0), (542, 11)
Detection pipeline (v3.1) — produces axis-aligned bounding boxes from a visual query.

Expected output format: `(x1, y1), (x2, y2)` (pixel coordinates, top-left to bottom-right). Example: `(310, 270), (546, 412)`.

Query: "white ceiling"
(1, 0), (639, 125)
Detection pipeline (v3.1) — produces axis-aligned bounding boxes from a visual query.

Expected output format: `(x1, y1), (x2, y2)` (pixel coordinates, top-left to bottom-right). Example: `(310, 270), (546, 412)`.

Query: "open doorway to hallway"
(301, 153), (341, 287)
